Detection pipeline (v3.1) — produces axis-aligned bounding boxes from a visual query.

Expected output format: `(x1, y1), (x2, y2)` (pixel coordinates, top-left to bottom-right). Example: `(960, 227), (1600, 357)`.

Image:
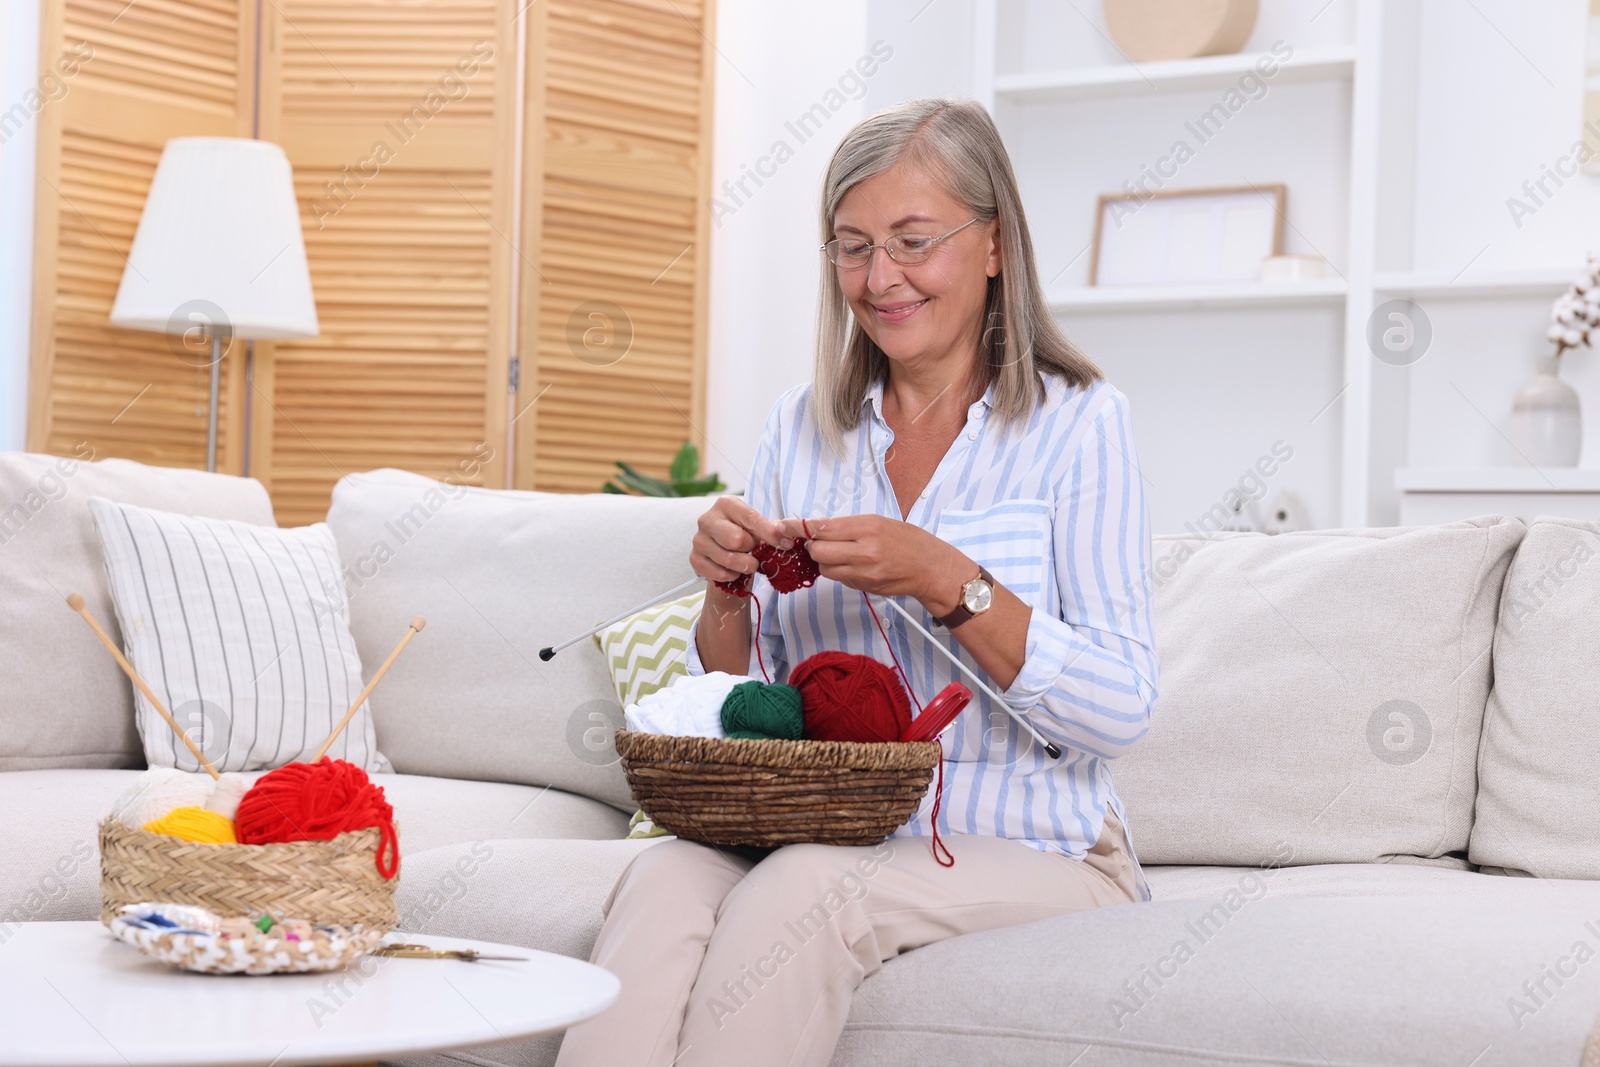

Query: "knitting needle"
(880, 596), (1064, 761)
(372, 942), (528, 961)
(539, 576), (702, 661)
(66, 592), (222, 780)
(313, 616), (426, 761)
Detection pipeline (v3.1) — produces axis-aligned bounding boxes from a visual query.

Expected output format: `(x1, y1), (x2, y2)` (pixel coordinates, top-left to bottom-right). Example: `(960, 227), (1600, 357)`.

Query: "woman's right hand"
(691, 496), (793, 586)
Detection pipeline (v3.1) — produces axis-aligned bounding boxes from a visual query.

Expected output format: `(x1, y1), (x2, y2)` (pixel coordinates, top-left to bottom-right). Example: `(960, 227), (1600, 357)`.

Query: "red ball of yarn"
(235, 757), (400, 879)
(790, 651), (913, 743)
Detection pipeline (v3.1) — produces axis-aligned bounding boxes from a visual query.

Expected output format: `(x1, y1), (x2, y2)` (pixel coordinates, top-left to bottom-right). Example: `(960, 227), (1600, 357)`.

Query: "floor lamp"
(110, 138), (318, 472)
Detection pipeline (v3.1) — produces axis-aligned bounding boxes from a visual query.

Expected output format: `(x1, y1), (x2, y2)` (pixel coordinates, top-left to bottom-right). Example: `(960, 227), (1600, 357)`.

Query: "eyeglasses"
(821, 216), (983, 269)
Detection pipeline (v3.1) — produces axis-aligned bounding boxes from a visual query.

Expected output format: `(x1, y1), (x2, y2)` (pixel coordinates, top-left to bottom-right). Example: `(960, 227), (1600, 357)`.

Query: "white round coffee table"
(0, 921), (619, 1066)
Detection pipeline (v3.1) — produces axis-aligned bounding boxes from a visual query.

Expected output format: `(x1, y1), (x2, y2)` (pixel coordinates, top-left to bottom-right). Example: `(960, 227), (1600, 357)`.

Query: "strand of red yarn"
(235, 757), (400, 878)
(863, 593), (954, 868)
(862, 594), (918, 718)
(712, 520), (822, 684)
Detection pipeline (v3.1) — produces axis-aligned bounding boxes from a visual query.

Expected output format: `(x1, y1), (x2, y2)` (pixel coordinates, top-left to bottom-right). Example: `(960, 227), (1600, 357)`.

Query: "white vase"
(1509, 352), (1582, 467)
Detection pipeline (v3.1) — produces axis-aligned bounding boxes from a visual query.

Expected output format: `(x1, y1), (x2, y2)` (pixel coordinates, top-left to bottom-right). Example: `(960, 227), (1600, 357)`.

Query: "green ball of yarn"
(721, 681), (804, 741)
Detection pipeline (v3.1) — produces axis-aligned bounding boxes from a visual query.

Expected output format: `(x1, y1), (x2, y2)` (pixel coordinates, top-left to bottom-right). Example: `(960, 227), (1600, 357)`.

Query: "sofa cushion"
(87, 498), (389, 773)
(826, 895), (1600, 1066)
(1114, 515), (1525, 867)
(324, 468), (708, 810)
(1472, 515), (1600, 878)
(0, 452), (277, 773)
(0, 769), (628, 931)
(593, 589), (705, 708)
(373, 771), (629, 851)
(1145, 860), (1600, 906)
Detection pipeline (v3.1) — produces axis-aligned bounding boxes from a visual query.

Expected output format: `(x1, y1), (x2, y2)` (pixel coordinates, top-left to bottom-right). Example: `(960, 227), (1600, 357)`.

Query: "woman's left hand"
(777, 514), (970, 613)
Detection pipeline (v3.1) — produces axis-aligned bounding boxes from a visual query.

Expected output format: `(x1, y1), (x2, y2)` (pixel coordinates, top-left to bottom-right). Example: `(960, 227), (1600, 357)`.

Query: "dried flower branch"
(1547, 255), (1600, 357)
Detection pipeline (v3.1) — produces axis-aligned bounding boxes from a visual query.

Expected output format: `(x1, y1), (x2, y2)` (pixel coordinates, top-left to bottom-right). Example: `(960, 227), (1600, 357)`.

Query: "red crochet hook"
(899, 682), (972, 743)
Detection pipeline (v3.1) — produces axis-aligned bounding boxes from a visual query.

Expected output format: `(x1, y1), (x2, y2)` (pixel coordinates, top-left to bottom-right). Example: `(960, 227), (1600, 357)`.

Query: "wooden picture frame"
(1089, 184), (1287, 286)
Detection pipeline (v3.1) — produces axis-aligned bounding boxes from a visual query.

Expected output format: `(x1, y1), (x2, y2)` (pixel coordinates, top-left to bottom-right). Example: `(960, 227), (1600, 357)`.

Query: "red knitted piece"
(790, 651), (913, 743)
(714, 538), (820, 683)
(235, 757), (400, 879)
(714, 539), (820, 596)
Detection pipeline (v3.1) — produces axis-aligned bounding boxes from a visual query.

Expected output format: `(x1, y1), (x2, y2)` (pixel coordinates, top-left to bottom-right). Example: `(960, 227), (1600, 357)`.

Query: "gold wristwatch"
(932, 565), (995, 629)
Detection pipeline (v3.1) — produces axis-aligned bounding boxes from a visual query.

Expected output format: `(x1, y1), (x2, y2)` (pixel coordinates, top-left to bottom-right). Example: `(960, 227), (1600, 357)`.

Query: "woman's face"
(831, 160), (1001, 373)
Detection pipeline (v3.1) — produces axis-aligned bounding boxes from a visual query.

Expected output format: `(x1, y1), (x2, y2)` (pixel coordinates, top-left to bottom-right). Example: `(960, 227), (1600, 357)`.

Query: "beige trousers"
(553, 808), (1142, 1067)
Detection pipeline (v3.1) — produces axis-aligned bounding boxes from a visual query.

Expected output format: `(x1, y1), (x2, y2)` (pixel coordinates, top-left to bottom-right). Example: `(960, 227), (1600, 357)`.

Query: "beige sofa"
(6, 452), (1600, 1067)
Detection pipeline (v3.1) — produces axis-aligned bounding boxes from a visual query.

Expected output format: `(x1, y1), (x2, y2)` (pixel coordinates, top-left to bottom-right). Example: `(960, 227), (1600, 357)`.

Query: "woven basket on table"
(614, 728), (941, 847)
(97, 816), (398, 929)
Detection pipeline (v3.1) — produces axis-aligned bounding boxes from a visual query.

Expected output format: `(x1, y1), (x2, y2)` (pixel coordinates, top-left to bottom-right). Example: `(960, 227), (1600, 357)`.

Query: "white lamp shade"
(110, 137), (318, 340)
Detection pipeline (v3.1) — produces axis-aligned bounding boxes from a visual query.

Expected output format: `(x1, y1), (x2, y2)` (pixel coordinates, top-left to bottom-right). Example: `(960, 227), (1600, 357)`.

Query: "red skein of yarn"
(790, 651), (914, 743)
(235, 757), (400, 879)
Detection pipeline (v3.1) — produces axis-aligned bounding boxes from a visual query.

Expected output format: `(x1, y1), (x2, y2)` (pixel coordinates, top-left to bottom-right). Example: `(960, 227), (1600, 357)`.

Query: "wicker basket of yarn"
(613, 731), (942, 848)
(98, 820), (397, 927)
(97, 758), (399, 929)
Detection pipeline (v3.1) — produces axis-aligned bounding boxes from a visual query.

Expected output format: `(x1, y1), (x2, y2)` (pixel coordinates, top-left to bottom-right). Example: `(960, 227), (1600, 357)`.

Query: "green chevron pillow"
(592, 589), (705, 709)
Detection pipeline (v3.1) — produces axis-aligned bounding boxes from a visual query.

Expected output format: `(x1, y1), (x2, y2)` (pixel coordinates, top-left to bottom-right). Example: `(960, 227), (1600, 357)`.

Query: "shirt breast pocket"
(933, 499), (1054, 613)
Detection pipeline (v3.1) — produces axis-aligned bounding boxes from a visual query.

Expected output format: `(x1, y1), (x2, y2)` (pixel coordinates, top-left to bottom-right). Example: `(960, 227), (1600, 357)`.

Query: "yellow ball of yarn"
(142, 805), (237, 845)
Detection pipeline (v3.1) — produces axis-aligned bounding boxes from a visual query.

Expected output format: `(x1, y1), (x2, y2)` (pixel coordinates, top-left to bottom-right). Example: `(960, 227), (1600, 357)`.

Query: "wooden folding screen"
(26, 0), (254, 471)
(251, 0), (517, 523)
(29, 0), (716, 522)
(516, 0), (715, 493)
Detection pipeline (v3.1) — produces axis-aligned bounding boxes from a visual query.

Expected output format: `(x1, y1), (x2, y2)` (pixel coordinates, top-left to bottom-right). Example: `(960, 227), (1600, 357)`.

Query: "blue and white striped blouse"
(686, 371), (1158, 900)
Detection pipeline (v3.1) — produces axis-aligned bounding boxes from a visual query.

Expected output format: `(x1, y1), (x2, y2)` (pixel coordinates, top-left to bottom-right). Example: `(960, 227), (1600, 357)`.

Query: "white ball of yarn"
(110, 767), (213, 829)
(203, 771), (258, 820)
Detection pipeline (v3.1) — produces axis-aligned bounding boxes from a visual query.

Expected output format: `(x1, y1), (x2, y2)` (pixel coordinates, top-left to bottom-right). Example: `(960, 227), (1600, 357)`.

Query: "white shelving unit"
(1048, 279), (1347, 314)
(1395, 467), (1600, 524)
(1372, 268), (1578, 301)
(992, 43), (1357, 103)
(970, 0), (1597, 531)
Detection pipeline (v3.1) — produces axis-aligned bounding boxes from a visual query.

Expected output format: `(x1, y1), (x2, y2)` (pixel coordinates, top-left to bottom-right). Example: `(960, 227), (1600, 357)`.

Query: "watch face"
(964, 580), (993, 613)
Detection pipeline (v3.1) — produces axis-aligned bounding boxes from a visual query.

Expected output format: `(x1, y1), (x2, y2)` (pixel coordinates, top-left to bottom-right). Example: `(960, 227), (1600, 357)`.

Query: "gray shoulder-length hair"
(811, 97), (1102, 457)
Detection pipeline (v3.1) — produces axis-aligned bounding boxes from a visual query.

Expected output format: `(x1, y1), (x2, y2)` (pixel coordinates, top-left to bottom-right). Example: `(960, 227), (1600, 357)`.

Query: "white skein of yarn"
(624, 671), (755, 738)
(109, 767), (214, 829)
(204, 772), (259, 820)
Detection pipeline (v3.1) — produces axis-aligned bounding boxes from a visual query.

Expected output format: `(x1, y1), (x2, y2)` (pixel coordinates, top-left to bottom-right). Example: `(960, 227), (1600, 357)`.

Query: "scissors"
(372, 942), (527, 962)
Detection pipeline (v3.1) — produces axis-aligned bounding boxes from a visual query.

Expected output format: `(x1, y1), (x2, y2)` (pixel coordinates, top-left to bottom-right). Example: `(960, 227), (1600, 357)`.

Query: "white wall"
(1401, 0), (1600, 472)
(701, 3), (871, 493)
(702, 0), (987, 495)
(0, 0), (41, 451)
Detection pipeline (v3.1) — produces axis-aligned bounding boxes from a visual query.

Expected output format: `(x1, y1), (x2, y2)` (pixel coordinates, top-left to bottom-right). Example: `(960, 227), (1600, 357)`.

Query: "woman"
(556, 97), (1159, 1067)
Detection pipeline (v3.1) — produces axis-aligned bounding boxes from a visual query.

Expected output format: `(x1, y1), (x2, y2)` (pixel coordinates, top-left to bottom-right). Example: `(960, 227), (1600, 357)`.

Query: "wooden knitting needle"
(539, 576), (702, 661)
(313, 616), (425, 761)
(66, 592), (221, 780)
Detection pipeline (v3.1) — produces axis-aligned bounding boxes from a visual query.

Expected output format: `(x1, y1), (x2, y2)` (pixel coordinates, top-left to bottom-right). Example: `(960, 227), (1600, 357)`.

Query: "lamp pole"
(206, 331), (222, 472)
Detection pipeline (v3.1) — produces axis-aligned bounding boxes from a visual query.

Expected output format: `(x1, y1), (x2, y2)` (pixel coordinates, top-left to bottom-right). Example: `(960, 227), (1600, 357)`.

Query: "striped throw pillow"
(592, 590), (705, 710)
(88, 497), (388, 774)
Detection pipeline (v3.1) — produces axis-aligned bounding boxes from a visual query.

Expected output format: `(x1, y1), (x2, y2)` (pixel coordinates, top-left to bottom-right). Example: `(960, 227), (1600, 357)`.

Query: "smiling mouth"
(873, 298), (928, 322)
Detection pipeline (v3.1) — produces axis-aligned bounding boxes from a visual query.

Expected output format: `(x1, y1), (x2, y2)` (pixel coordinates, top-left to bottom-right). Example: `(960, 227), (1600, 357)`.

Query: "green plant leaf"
(672, 474), (725, 496)
(603, 445), (725, 497)
(615, 462), (672, 497)
(669, 442), (699, 484)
